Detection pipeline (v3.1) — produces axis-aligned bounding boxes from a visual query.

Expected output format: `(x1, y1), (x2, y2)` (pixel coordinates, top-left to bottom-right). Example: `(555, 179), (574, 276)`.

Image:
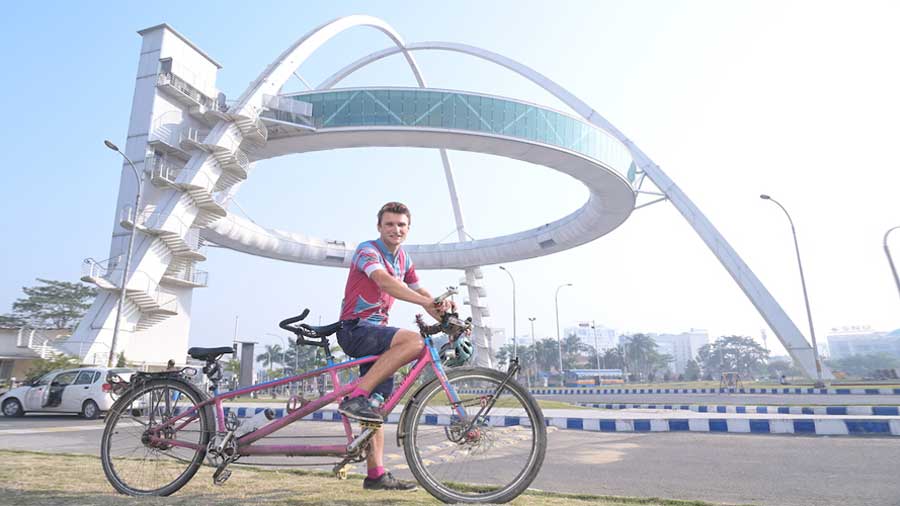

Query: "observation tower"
(67, 16), (831, 379)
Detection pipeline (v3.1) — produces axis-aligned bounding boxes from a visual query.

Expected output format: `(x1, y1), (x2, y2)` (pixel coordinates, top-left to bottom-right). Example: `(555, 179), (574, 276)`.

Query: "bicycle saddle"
(187, 346), (234, 361)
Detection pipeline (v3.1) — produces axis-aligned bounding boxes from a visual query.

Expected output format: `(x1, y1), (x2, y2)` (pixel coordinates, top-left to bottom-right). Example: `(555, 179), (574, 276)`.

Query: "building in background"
(0, 327), (71, 388)
(565, 322), (618, 354)
(651, 329), (709, 374)
(827, 326), (900, 360)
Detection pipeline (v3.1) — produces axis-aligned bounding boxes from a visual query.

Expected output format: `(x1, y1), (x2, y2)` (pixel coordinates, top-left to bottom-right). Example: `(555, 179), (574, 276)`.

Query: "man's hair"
(377, 201), (411, 226)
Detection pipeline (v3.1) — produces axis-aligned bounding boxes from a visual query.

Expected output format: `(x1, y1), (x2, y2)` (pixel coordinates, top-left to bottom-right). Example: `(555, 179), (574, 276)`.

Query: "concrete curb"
(527, 386), (900, 395)
(221, 406), (900, 437)
(577, 403), (900, 416)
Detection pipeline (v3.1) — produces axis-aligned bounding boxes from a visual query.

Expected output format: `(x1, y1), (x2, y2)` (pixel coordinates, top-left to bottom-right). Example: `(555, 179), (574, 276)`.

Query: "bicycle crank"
(346, 422), (381, 455)
(212, 465), (232, 486)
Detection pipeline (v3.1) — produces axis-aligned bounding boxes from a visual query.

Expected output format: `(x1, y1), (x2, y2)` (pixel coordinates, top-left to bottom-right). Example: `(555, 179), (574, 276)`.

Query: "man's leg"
(357, 329), (423, 392)
(367, 426), (384, 471)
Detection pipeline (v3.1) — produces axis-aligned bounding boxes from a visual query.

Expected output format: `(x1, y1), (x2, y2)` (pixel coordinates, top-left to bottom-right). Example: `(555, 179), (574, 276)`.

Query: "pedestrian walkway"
(221, 403), (900, 437)
(526, 386), (900, 396)
(578, 402), (900, 416)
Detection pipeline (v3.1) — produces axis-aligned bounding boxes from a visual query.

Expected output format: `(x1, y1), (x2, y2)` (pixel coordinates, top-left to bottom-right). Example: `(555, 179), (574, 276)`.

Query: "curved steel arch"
(223, 15), (503, 366)
(318, 41), (830, 380)
(231, 15), (424, 114)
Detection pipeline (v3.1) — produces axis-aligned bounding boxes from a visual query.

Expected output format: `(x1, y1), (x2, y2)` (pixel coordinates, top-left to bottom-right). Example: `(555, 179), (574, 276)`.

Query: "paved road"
(1, 414), (897, 505)
(537, 393), (900, 406)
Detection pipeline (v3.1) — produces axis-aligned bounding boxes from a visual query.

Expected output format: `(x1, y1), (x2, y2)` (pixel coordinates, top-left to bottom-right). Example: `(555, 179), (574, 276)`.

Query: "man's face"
(377, 212), (410, 249)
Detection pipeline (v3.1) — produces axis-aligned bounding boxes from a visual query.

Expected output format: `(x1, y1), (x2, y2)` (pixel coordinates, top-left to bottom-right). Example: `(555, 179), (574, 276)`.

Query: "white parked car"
(0, 367), (135, 419)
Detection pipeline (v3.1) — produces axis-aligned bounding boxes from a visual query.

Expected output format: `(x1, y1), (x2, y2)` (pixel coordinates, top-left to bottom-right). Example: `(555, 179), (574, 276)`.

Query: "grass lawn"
(0, 450), (733, 506)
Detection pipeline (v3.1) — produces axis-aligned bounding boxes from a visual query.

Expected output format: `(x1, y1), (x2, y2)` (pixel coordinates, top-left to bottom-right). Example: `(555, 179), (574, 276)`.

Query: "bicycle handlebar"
(433, 286), (458, 305)
(279, 309), (310, 331)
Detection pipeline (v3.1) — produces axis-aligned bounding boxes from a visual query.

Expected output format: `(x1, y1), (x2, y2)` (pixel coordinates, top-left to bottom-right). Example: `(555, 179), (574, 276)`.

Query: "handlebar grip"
(279, 309), (310, 330)
(433, 287), (459, 305)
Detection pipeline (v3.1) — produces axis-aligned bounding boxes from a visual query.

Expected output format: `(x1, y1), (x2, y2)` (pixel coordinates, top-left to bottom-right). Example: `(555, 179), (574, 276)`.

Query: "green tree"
(697, 335), (769, 379)
(684, 359), (701, 381)
(562, 333), (589, 369)
(2, 279), (97, 329)
(494, 343), (514, 369)
(256, 344), (284, 371)
(602, 347), (625, 370)
(285, 343), (321, 374)
(826, 353), (900, 378)
(24, 354), (81, 381)
(115, 351), (127, 368)
(619, 334), (672, 381)
(533, 338), (561, 374)
(766, 358), (803, 379)
(224, 358), (241, 375)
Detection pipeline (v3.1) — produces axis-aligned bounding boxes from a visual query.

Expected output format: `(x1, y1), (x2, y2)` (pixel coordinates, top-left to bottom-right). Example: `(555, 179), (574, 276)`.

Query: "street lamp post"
(591, 320), (601, 371)
(884, 226), (900, 302)
(528, 316), (536, 387)
(555, 283), (573, 386)
(760, 194), (824, 387)
(103, 140), (144, 368)
(499, 266), (517, 359)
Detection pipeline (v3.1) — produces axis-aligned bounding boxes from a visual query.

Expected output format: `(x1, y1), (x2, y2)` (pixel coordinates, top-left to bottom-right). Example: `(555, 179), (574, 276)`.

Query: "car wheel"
(2, 398), (24, 417)
(82, 399), (100, 420)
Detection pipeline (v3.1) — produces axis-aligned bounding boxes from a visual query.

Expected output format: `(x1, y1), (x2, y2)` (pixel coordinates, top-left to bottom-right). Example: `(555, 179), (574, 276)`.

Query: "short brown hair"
(377, 201), (411, 225)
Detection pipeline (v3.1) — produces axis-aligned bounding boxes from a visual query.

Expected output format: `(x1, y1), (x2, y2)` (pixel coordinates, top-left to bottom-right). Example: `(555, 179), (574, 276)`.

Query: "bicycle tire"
(100, 377), (214, 496)
(401, 366), (547, 503)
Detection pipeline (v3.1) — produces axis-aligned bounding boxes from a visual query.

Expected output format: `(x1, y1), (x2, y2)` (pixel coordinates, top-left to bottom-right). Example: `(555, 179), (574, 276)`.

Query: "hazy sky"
(1, 1), (898, 359)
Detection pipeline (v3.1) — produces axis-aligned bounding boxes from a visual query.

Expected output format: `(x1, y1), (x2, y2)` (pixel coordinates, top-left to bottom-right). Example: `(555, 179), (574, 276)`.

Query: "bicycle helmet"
(441, 335), (474, 367)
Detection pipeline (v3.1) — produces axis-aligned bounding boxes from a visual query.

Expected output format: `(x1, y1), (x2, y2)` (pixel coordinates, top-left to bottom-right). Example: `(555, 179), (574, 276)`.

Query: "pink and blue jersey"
(339, 239), (420, 326)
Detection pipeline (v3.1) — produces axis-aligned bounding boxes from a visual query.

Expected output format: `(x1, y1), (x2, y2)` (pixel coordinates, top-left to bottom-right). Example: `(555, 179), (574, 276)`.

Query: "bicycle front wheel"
(402, 366), (547, 504)
(100, 378), (212, 496)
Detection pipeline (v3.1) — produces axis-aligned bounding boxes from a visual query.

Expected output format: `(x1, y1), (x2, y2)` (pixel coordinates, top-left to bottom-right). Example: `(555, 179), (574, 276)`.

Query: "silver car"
(0, 367), (134, 419)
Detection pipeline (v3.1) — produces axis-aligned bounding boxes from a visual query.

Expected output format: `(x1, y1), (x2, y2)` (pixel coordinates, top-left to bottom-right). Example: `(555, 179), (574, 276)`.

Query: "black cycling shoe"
(338, 395), (383, 423)
(363, 471), (417, 491)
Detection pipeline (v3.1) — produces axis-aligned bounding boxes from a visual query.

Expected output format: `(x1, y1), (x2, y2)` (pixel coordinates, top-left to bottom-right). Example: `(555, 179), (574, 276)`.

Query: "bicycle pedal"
(212, 467), (232, 486)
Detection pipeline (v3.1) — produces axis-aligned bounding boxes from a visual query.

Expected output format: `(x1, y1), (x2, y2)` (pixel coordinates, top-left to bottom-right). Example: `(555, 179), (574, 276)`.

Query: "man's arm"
(370, 270), (445, 320)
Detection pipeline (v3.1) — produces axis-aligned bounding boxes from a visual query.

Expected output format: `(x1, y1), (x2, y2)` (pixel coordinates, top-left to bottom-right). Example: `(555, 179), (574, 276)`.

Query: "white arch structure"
(70, 16), (829, 379)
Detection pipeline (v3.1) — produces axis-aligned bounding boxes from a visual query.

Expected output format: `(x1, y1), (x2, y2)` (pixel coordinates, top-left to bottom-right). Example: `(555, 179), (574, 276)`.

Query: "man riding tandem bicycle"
(100, 202), (547, 504)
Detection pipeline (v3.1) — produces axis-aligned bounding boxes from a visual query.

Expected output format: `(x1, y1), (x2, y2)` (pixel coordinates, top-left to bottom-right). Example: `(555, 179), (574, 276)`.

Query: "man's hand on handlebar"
(423, 298), (450, 322)
(421, 287), (457, 322)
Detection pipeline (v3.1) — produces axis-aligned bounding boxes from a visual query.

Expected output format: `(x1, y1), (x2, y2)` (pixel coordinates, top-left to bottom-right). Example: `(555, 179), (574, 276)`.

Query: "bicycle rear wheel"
(100, 378), (212, 496)
(402, 366), (546, 503)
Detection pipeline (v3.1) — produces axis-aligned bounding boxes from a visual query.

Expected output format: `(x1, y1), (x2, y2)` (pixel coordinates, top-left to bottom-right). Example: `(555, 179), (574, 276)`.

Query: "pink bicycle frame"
(148, 336), (466, 457)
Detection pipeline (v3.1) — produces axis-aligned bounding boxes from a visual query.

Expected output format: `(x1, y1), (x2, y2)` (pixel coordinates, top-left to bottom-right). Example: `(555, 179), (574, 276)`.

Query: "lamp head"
(104, 140), (120, 152)
(759, 194), (771, 200)
(499, 265), (507, 271)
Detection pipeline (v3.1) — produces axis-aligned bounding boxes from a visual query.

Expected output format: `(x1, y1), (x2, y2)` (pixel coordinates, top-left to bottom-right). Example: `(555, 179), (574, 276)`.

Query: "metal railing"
(82, 256), (124, 281)
(225, 100), (263, 118)
(178, 126), (208, 147)
(149, 110), (187, 151)
(145, 153), (180, 184)
(263, 94), (313, 117)
(164, 268), (209, 287)
(157, 72), (222, 111)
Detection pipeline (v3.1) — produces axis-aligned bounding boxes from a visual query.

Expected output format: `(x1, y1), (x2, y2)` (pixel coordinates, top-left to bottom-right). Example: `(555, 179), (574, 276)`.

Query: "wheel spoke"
(404, 368), (546, 503)
(101, 379), (209, 496)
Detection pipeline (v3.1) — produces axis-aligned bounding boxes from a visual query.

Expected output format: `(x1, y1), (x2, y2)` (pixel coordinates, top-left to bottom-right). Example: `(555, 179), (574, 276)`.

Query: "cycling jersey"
(339, 239), (420, 325)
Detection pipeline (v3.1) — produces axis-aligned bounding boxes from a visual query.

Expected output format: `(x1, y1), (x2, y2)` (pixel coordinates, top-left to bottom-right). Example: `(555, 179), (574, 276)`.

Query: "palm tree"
(256, 344), (283, 372)
(563, 333), (588, 369)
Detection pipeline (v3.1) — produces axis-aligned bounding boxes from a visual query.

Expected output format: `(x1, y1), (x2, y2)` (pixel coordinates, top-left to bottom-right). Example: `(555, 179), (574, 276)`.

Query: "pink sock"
(368, 466), (385, 480)
(350, 386), (371, 399)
